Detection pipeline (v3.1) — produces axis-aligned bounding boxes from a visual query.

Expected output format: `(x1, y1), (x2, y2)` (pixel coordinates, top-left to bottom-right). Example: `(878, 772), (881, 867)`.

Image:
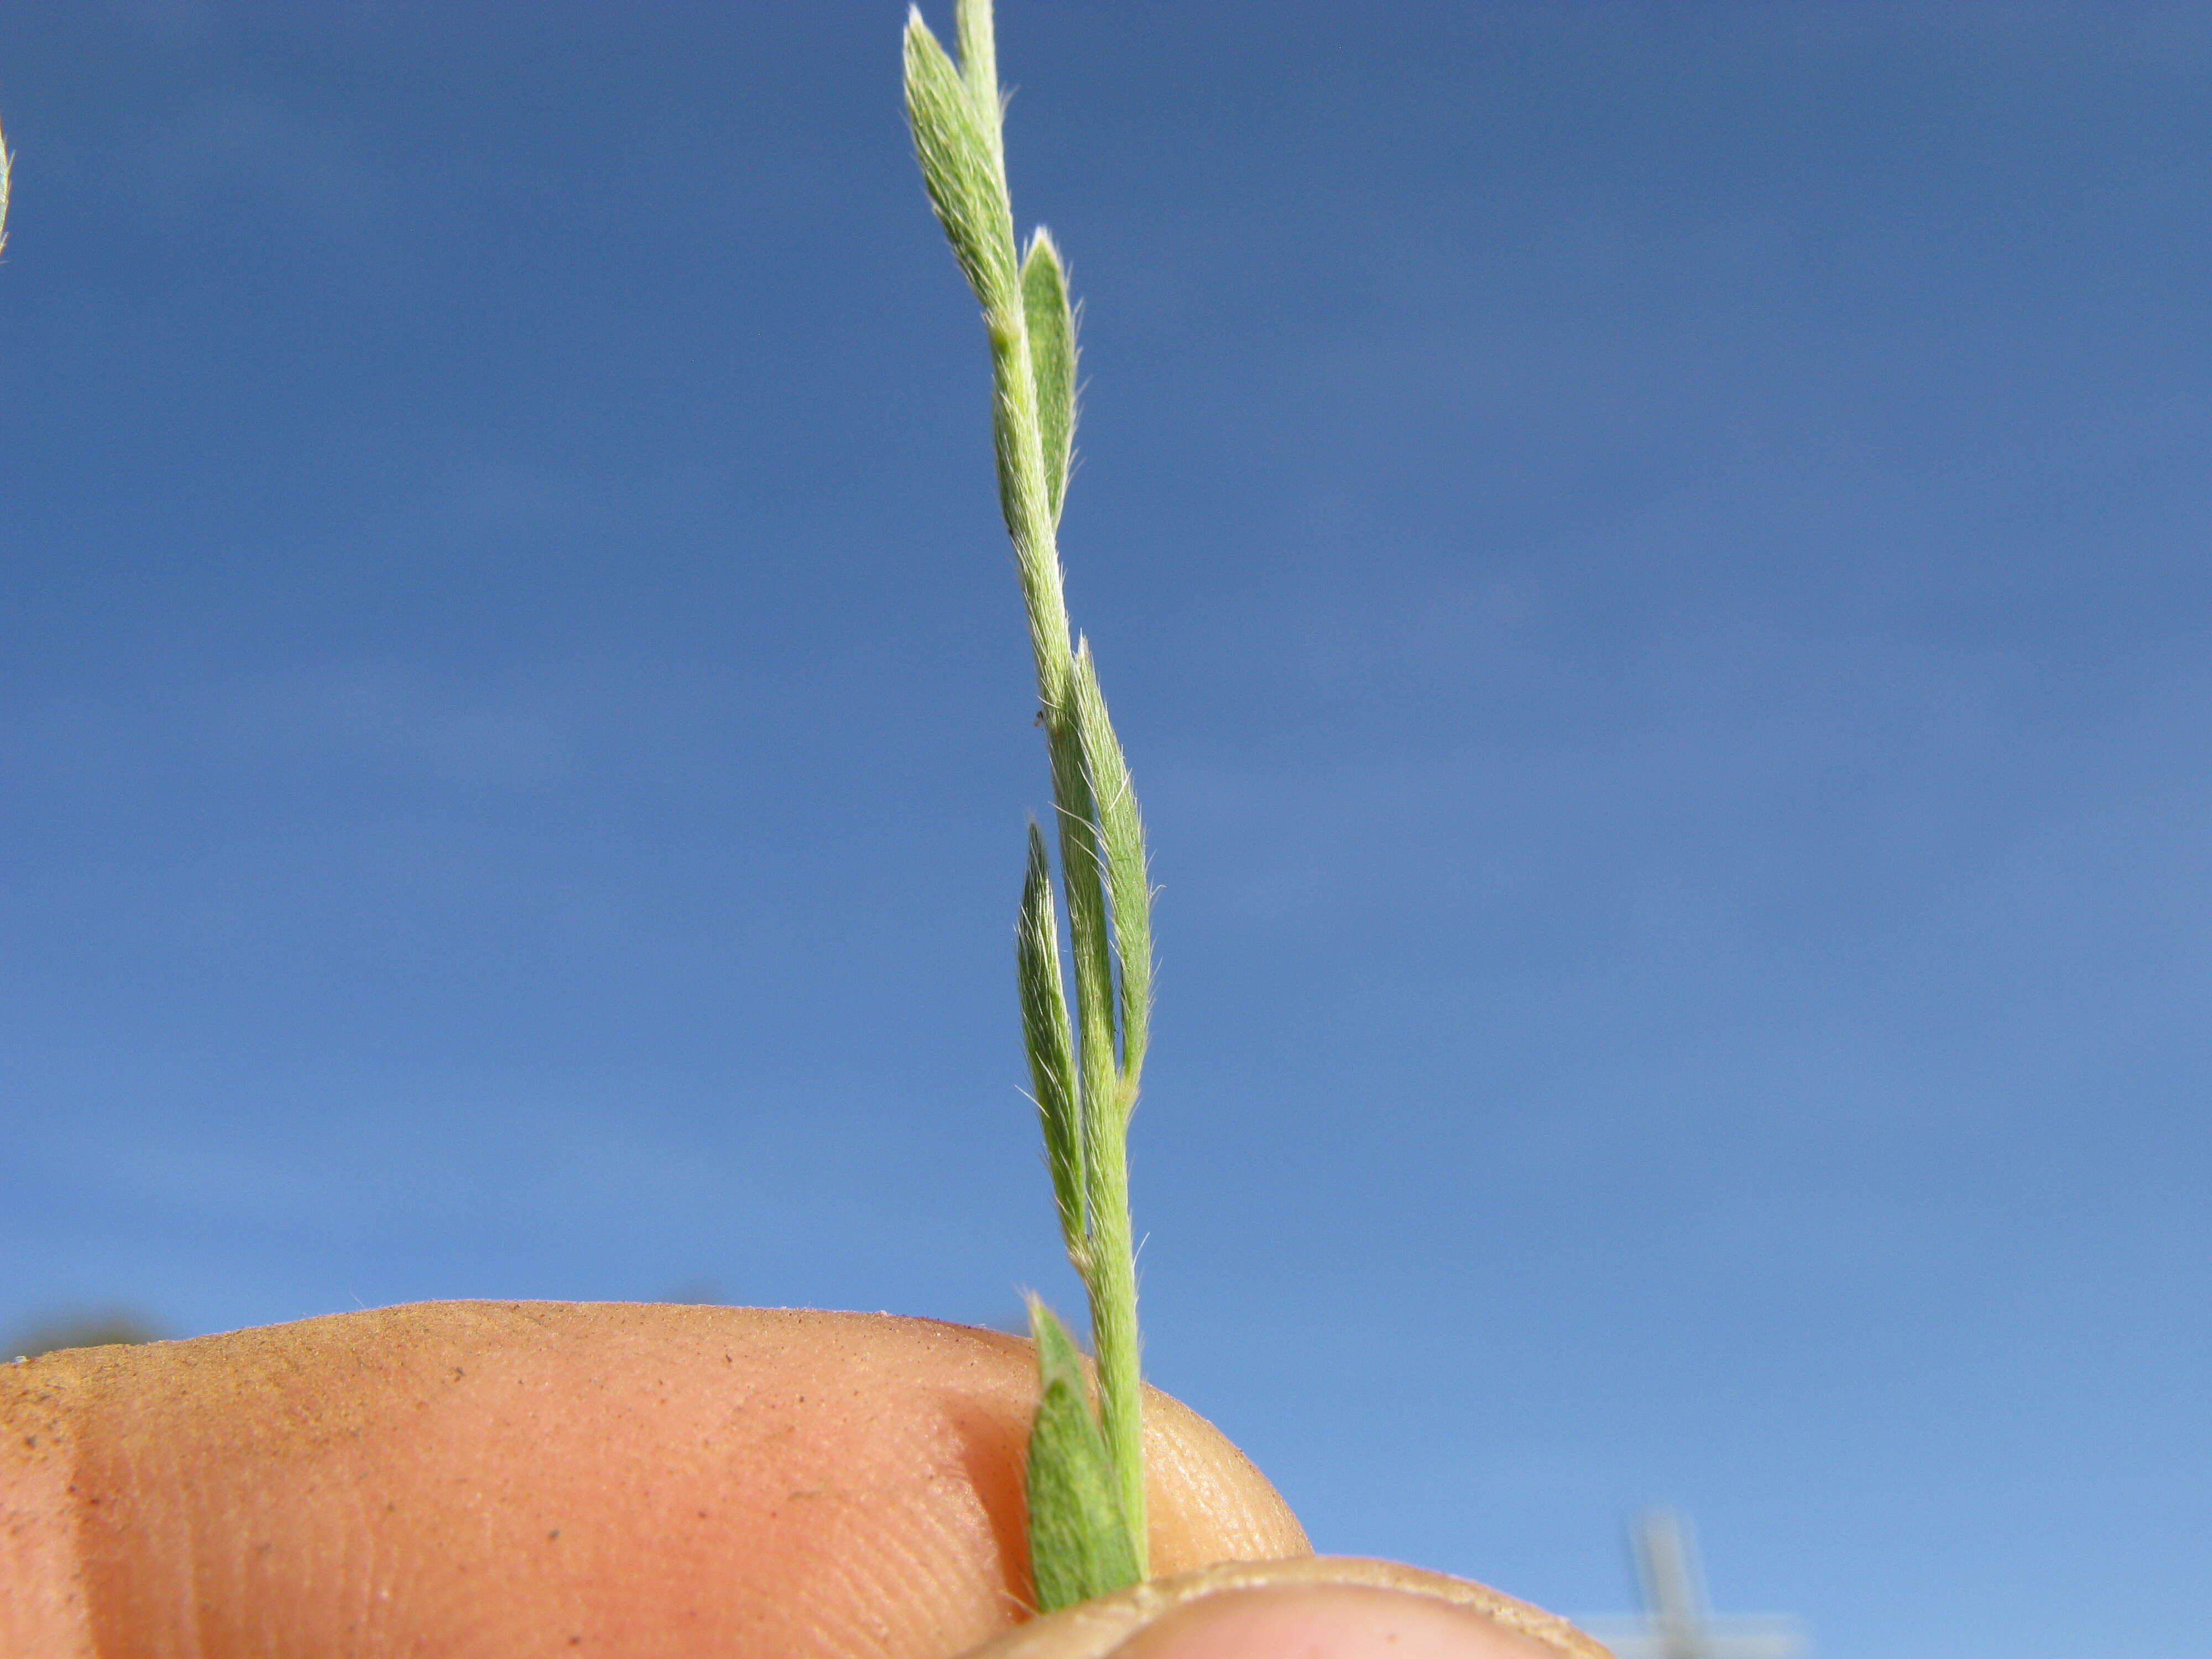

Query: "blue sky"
(4, 4), (2208, 1654)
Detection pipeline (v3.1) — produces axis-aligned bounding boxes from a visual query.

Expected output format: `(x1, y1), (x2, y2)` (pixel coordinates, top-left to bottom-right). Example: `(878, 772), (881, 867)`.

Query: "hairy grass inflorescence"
(902, 0), (1156, 1612)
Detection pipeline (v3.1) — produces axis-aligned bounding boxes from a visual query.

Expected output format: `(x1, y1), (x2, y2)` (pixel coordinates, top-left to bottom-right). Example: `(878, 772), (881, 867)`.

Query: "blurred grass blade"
(1021, 230), (1077, 525)
(1023, 1297), (1141, 1614)
(1018, 819), (1085, 1256)
(903, 8), (1015, 310)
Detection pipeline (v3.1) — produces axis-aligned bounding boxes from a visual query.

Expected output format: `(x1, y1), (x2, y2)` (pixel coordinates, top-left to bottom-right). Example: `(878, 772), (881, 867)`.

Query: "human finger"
(956, 1557), (1612, 1659)
(1, 1300), (1307, 1658)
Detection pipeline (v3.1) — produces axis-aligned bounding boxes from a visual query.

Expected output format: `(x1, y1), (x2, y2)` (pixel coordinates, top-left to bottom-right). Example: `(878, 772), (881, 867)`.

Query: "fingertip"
(0, 1358), (95, 1658)
(1140, 1386), (1310, 1573)
(6, 1303), (1312, 1658)
(956, 1559), (1611, 1659)
(1113, 1586), (1575, 1659)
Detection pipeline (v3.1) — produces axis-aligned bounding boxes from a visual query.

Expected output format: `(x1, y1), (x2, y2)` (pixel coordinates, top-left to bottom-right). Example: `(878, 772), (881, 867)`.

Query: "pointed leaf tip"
(904, 6), (1016, 310)
(1021, 230), (1078, 524)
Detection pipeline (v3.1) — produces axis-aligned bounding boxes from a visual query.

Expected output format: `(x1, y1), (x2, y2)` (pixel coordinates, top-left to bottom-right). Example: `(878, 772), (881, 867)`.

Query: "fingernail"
(1109, 1584), (1563, 1659)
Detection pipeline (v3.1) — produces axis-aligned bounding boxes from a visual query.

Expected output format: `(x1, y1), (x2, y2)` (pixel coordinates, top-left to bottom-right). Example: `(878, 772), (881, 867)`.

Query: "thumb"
(957, 1558), (1613, 1659)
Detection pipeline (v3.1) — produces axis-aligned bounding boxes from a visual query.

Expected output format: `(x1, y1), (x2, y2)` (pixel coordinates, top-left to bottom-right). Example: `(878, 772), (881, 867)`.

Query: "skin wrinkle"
(2, 1302), (1310, 1659)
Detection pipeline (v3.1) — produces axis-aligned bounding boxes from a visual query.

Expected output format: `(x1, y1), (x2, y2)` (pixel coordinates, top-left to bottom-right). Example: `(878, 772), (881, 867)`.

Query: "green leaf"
(1021, 230), (1078, 526)
(1023, 1297), (1142, 1614)
(1017, 819), (1084, 1258)
(1040, 704), (1118, 1207)
(903, 8), (1015, 311)
(1070, 640), (1151, 1087)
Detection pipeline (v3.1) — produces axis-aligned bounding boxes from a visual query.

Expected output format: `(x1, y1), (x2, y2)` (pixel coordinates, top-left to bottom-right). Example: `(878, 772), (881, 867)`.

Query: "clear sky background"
(4, 4), (2208, 1655)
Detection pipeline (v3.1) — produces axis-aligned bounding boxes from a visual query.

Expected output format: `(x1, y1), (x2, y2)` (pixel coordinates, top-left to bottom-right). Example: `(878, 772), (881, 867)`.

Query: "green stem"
(986, 315), (1076, 703)
(999, 255), (1144, 1580)
(1083, 1074), (1146, 1569)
